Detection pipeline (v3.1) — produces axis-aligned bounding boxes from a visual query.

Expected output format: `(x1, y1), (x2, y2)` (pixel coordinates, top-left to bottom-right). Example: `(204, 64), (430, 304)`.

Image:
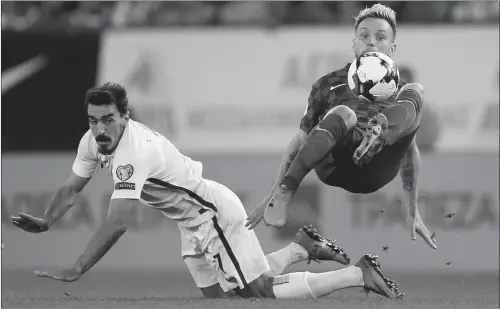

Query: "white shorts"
(179, 180), (270, 292)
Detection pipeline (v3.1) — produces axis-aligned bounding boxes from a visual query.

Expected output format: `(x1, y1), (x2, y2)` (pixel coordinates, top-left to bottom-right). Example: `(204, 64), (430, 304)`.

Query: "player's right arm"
(11, 131), (97, 233)
(246, 78), (326, 229)
(259, 130), (307, 208)
(43, 172), (91, 227)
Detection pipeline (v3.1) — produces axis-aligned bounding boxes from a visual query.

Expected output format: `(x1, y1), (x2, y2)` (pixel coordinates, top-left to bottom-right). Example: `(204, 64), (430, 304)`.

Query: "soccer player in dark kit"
(246, 3), (437, 251)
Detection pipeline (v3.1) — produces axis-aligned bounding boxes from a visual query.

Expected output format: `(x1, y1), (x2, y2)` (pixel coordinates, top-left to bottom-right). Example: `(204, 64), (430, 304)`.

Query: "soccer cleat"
(352, 113), (389, 167)
(293, 225), (350, 265)
(355, 254), (405, 299)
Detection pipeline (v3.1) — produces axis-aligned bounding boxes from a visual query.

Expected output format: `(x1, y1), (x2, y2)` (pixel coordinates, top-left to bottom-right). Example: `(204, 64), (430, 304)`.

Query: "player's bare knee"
(329, 105), (357, 130)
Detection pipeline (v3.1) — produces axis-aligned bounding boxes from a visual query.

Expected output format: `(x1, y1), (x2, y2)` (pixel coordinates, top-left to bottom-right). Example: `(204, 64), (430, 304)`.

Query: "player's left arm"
(34, 198), (138, 282)
(400, 136), (437, 249)
(400, 138), (420, 215)
(396, 83), (436, 249)
(35, 147), (155, 282)
(397, 82), (425, 207)
(71, 198), (137, 276)
(70, 146), (155, 277)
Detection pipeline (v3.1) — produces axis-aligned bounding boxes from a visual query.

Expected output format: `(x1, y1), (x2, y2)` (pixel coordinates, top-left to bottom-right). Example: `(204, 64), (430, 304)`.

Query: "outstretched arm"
(246, 77), (329, 229)
(400, 139), (437, 249)
(400, 139), (420, 216)
(265, 130), (307, 202)
(73, 198), (136, 274)
(44, 172), (91, 226)
(245, 131), (306, 230)
(11, 172), (91, 233)
(35, 198), (137, 281)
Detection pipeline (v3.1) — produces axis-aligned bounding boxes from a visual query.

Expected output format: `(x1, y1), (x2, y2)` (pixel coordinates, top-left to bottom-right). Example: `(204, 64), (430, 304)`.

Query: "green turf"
(2, 269), (498, 309)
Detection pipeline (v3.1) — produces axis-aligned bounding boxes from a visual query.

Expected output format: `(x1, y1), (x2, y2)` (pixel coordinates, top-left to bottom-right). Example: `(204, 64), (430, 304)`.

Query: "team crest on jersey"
(116, 164), (134, 181)
(115, 164), (135, 190)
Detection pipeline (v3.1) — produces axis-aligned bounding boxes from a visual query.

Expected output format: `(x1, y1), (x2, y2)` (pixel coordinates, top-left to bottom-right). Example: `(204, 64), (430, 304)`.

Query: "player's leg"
(199, 180), (349, 297)
(181, 236), (237, 298)
(353, 83), (424, 165)
(264, 105), (357, 227)
(281, 105), (358, 192)
(266, 225), (350, 276)
(195, 181), (404, 300)
(391, 83), (424, 137)
(208, 180), (349, 271)
(200, 283), (237, 298)
(248, 254), (404, 299)
(195, 180), (273, 294)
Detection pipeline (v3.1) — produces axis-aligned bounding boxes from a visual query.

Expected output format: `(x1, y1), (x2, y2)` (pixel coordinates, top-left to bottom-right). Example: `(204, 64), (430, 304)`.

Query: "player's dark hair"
(84, 82), (129, 116)
(354, 3), (397, 39)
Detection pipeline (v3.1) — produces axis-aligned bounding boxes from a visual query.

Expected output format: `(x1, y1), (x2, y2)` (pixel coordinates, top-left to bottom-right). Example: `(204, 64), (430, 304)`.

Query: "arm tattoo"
(401, 160), (415, 192)
(284, 150), (299, 173)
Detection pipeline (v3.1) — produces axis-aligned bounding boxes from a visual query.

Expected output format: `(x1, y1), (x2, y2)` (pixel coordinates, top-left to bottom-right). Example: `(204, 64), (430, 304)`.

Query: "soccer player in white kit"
(11, 82), (404, 300)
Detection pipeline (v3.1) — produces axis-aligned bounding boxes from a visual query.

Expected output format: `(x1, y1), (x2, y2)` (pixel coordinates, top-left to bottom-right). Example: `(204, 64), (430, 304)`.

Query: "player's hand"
(263, 197), (288, 228)
(410, 211), (437, 249)
(34, 268), (82, 282)
(245, 198), (270, 230)
(10, 213), (50, 233)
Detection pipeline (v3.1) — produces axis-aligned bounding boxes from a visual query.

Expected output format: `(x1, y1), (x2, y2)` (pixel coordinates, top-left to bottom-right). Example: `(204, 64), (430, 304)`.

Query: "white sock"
(272, 266), (364, 299)
(266, 243), (309, 276)
(306, 266), (364, 298)
(272, 272), (315, 299)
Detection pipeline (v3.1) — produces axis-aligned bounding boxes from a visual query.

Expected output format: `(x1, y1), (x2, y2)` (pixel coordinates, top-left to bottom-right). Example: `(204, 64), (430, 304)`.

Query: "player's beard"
(97, 141), (114, 154)
(96, 126), (126, 155)
(95, 134), (115, 154)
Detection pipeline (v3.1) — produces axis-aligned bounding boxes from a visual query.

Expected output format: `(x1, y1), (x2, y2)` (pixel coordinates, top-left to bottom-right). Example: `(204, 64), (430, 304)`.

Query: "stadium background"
(1, 1), (499, 306)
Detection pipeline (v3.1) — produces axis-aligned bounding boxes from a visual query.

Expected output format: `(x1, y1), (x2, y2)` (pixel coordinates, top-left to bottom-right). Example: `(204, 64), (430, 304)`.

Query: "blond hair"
(354, 3), (397, 38)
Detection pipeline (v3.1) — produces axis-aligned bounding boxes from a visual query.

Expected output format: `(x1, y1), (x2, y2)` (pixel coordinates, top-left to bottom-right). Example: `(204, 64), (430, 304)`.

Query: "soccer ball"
(348, 52), (399, 103)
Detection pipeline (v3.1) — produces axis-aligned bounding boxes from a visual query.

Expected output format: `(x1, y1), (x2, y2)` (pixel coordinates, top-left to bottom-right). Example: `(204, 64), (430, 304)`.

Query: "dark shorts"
(315, 127), (418, 194)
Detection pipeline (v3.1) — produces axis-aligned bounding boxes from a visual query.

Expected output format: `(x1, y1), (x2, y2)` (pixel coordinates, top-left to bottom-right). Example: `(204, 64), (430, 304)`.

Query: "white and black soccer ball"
(348, 52), (399, 103)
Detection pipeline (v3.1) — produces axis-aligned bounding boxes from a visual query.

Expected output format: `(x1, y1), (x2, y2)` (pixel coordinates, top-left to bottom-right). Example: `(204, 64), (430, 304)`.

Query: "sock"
(281, 113), (348, 191)
(383, 86), (422, 143)
(305, 266), (364, 298)
(272, 266), (364, 299)
(266, 243), (309, 276)
(272, 272), (315, 299)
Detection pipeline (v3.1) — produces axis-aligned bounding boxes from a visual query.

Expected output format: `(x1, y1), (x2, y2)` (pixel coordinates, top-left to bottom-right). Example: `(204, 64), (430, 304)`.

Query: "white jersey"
(72, 119), (216, 227)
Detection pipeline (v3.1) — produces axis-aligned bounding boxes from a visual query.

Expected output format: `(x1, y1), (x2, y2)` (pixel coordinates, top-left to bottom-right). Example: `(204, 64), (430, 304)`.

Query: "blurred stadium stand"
(2, 1), (499, 31)
(2, 1), (498, 152)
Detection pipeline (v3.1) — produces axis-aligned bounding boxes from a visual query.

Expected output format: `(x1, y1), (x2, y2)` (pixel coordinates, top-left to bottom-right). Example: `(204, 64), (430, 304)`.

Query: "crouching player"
(11, 82), (404, 299)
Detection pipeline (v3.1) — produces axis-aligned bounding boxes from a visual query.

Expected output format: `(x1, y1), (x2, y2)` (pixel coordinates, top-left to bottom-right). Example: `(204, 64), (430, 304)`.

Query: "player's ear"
(389, 42), (396, 57)
(122, 111), (130, 127)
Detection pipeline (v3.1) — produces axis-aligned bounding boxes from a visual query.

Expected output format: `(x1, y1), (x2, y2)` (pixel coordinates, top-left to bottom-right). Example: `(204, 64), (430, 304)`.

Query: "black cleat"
(293, 225), (350, 265)
(356, 254), (405, 299)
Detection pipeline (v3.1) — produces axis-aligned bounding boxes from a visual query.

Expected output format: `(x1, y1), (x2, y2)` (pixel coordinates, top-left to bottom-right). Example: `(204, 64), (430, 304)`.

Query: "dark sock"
(282, 113), (348, 191)
(383, 104), (416, 145)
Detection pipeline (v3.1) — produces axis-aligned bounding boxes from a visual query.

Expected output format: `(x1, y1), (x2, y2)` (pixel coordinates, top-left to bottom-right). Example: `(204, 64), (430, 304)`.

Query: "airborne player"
(246, 3), (437, 251)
